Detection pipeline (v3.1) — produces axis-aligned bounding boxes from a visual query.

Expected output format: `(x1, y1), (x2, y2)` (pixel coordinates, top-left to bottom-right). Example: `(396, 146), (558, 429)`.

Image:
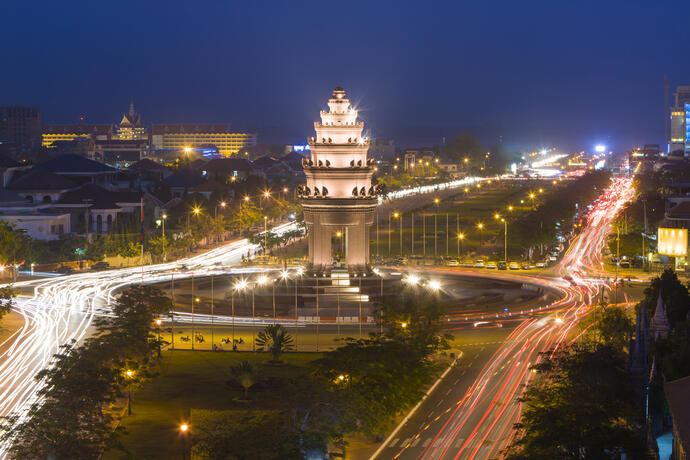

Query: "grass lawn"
(369, 182), (554, 259)
(103, 350), (320, 459)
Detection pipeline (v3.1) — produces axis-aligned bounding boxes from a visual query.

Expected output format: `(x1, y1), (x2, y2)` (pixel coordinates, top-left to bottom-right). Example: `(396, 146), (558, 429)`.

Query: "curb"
(369, 351), (463, 460)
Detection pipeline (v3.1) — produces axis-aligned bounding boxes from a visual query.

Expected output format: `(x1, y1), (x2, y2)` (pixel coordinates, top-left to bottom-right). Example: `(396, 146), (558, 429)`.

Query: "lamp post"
(388, 213), (392, 256)
(263, 216), (268, 255)
(495, 214), (507, 262)
(393, 212), (401, 257)
(477, 222), (484, 245)
(529, 193), (536, 210)
(155, 318), (162, 357)
(161, 213), (167, 261)
(179, 423), (190, 460)
(261, 190), (270, 209)
(434, 198), (440, 257)
(457, 233), (464, 257)
(125, 369), (134, 416)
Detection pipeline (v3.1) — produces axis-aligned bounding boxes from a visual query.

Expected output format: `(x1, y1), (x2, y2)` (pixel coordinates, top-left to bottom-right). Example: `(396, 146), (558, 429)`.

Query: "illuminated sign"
(292, 145), (311, 152)
(658, 228), (688, 257)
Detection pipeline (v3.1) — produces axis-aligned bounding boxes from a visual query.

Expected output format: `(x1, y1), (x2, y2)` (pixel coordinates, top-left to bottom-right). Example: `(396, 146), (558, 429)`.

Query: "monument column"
(299, 87), (379, 273)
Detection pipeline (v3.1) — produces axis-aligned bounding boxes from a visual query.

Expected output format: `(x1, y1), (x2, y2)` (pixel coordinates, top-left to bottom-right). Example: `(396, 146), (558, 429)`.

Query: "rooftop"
(8, 167), (77, 191)
(40, 154), (118, 175)
(665, 376), (690, 455)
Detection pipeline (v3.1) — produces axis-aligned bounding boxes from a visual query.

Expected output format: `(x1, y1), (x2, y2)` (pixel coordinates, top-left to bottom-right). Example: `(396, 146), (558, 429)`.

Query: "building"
(299, 87), (378, 272)
(0, 106), (42, 157)
(665, 376), (690, 460)
(368, 138), (395, 161)
(116, 102), (146, 140)
(42, 124), (112, 147)
(403, 149), (436, 174)
(0, 211), (71, 240)
(151, 123), (256, 157)
(669, 86), (690, 155)
(94, 139), (150, 167)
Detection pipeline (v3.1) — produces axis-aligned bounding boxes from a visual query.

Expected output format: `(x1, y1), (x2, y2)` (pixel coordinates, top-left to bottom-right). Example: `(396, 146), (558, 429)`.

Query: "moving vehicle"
(521, 264), (532, 270)
(445, 258), (459, 267)
(474, 260), (485, 268)
(536, 262), (547, 268)
(55, 266), (74, 275)
(487, 262), (497, 269)
(509, 262), (520, 270)
(498, 261), (507, 270)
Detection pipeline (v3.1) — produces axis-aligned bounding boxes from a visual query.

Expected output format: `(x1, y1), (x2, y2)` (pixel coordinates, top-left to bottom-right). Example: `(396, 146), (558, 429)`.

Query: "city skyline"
(3, 1), (690, 150)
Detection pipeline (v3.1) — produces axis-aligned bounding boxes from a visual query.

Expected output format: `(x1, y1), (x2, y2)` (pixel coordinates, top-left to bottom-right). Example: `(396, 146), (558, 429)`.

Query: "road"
(0, 175), (491, 455)
(373, 176), (635, 460)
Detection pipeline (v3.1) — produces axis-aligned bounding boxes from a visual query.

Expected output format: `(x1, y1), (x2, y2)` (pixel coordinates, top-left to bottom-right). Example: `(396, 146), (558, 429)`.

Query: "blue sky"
(2, 0), (689, 151)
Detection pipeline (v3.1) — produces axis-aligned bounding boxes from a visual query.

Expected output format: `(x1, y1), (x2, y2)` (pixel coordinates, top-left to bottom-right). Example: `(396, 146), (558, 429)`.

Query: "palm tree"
(230, 360), (258, 400)
(255, 325), (294, 362)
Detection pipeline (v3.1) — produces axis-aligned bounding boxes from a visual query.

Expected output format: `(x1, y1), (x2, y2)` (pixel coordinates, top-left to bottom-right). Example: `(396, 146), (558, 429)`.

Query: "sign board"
(657, 228), (688, 257)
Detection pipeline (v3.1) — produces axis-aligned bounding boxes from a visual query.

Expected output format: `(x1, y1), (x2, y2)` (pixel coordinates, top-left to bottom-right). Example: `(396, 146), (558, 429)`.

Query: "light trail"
(0, 173), (491, 454)
(388, 176), (635, 460)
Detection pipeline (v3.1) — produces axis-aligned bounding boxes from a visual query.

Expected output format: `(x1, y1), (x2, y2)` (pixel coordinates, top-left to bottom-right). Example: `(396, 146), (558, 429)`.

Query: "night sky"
(3, 0), (690, 151)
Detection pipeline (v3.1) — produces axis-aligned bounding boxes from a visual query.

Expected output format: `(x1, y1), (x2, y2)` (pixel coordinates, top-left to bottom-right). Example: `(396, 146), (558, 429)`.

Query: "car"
(90, 261), (110, 271)
(619, 260), (630, 268)
(445, 258), (459, 267)
(487, 262), (497, 269)
(536, 262), (547, 268)
(473, 260), (485, 268)
(521, 264), (532, 270)
(55, 265), (74, 275)
(509, 262), (520, 270)
(498, 261), (507, 270)
(460, 262), (474, 268)
(549, 256), (557, 262)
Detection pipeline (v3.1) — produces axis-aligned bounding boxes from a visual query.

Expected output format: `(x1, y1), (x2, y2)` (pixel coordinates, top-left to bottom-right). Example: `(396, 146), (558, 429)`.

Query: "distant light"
(595, 144), (606, 153)
(428, 280), (441, 290)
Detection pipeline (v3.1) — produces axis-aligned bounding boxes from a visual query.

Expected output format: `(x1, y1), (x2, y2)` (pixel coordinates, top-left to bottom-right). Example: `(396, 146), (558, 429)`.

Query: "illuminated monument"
(299, 87), (379, 273)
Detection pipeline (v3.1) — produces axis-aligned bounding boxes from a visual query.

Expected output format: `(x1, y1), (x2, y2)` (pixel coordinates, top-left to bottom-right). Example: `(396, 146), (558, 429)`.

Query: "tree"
(594, 305), (634, 350)
(643, 268), (690, 328)
(119, 241), (142, 258)
(0, 221), (29, 265)
(255, 324), (294, 362)
(506, 344), (643, 459)
(312, 336), (439, 437)
(0, 286), (16, 322)
(192, 410), (301, 460)
(442, 132), (485, 165)
(230, 360), (259, 400)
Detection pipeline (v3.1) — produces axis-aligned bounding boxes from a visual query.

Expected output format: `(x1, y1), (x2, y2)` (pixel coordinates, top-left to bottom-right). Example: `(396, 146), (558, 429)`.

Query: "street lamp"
(125, 369), (134, 415)
(155, 318), (162, 357)
(179, 423), (190, 460)
(393, 212), (402, 257)
(457, 232), (464, 257)
(161, 213), (167, 261)
(433, 199), (440, 257)
(494, 215), (508, 262)
(529, 193), (536, 210)
(477, 222), (484, 245)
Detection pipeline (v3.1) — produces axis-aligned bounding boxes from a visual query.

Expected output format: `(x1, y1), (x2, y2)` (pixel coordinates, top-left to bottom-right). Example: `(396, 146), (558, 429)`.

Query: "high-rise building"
(0, 106), (42, 157)
(669, 86), (690, 155)
(151, 123), (256, 157)
(299, 87), (378, 272)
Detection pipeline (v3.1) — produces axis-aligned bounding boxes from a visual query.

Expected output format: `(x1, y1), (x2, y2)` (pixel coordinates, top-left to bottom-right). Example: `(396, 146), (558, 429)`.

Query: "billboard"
(658, 228), (688, 257)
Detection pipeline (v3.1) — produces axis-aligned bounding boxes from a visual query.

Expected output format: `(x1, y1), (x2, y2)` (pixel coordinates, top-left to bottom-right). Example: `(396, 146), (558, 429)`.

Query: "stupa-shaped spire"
(650, 293), (671, 340)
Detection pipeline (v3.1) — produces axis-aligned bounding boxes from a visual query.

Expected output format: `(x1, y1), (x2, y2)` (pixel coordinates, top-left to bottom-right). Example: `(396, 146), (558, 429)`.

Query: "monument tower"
(299, 87), (379, 273)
